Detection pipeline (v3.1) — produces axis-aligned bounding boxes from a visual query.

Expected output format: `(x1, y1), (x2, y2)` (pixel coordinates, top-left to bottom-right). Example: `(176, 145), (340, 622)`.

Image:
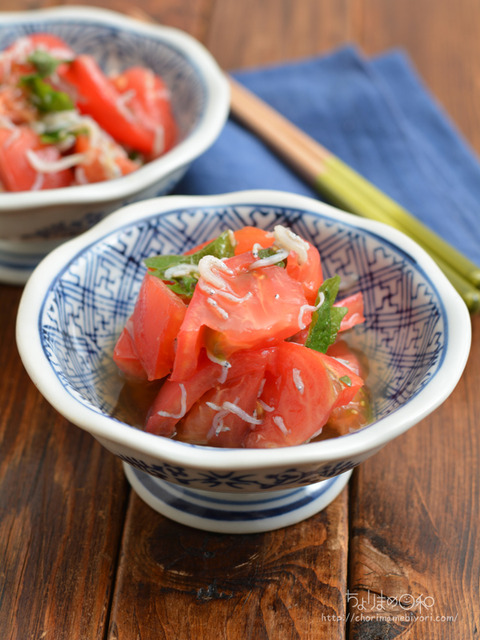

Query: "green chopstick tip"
(469, 269), (480, 289)
(465, 290), (480, 314)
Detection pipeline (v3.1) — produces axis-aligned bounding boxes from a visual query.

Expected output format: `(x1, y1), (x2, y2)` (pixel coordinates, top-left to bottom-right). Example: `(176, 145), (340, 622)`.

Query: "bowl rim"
(0, 5), (230, 212)
(16, 189), (472, 471)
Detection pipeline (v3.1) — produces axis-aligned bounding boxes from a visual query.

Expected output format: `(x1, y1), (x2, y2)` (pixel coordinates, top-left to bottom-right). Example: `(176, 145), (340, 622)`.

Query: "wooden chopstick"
(228, 77), (480, 313)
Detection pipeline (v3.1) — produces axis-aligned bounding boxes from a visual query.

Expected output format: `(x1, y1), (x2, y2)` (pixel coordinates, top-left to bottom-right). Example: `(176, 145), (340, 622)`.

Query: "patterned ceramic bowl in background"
(16, 190), (471, 533)
(0, 6), (229, 284)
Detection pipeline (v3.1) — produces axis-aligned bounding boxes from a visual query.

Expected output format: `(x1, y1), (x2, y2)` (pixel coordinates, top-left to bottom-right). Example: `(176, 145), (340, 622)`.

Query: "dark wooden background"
(1, 1), (479, 638)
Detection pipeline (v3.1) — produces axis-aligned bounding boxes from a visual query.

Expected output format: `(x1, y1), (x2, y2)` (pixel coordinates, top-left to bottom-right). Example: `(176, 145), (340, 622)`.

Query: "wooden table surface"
(1, 1), (479, 638)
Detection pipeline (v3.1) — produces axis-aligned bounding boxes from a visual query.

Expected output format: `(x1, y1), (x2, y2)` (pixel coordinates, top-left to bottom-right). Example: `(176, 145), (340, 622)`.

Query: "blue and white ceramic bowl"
(16, 190), (471, 533)
(0, 6), (229, 284)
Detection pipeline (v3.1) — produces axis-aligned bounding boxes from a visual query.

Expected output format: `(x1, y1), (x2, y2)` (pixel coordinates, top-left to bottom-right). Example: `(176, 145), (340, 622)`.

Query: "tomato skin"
(245, 341), (339, 448)
(286, 242), (323, 304)
(337, 292), (365, 331)
(58, 55), (155, 154)
(0, 126), (73, 191)
(233, 226), (274, 255)
(316, 351), (364, 409)
(176, 370), (266, 447)
(146, 346), (276, 437)
(145, 352), (221, 437)
(113, 321), (148, 381)
(125, 273), (187, 381)
(171, 254), (312, 381)
(112, 67), (177, 157)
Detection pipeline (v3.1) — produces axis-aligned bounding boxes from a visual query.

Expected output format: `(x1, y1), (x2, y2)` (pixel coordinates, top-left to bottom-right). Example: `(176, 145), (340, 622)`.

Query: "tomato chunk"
(112, 66), (177, 157)
(146, 346), (275, 437)
(336, 292), (365, 331)
(233, 226), (274, 255)
(58, 55), (155, 154)
(74, 133), (138, 183)
(113, 320), (147, 381)
(0, 126), (73, 191)
(113, 273), (187, 381)
(286, 242), (323, 304)
(176, 368), (267, 447)
(245, 341), (364, 448)
(171, 253), (313, 381)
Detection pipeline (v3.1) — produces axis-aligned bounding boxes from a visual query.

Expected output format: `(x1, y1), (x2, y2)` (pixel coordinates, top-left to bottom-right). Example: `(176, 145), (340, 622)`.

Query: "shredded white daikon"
(252, 242), (263, 258)
(228, 229), (237, 248)
(163, 263), (199, 280)
(258, 399), (275, 412)
(216, 289), (252, 304)
(273, 415), (289, 435)
(273, 225), (309, 264)
(249, 248), (289, 270)
(3, 127), (20, 149)
(26, 149), (88, 173)
(207, 297), (229, 319)
(292, 368), (304, 394)
(156, 383), (187, 419)
(297, 292), (325, 330)
(198, 255), (233, 289)
(206, 399), (262, 425)
(206, 351), (232, 383)
(31, 171), (44, 191)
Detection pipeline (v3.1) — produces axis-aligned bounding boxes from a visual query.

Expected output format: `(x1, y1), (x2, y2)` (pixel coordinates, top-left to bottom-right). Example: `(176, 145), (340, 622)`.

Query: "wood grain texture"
(107, 488), (349, 640)
(347, 322), (480, 639)
(206, 0), (349, 70)
(0, 287), (130, 639)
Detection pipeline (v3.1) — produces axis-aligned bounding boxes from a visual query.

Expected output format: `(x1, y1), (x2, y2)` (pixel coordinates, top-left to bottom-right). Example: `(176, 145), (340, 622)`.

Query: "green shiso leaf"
(20, 74), (74, 113)
(27, 50), (67, 77)
(144, 230), (236, 298)
(305, 275), (348, 353)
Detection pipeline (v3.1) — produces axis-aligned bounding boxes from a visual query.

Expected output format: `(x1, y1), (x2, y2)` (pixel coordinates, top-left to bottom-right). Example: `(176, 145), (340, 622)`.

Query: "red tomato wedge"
(244, 342), (338, 448)
(245, 341), (364, 448)
(336, 292), (365, 331)
(0, 126), (73, 191)
(146, 354), (222, 437)
(4, 33), (74, 58)
(58, 55), (155, 154)
(233, 226), (274, 255)
(113, 273), (187, 381)
(112, 67), (177, 157)
(0, 33), (74, 79)
(286, 242), (323, 304)
(316, 351), (364, 409)
(326, 339), (363, 376)
(176, 369), (266, 447)
(146, 346), (275, 437)
(171, 253), (313, 381)
(113, 319), (147, 381)
(74, 133), (138, 183)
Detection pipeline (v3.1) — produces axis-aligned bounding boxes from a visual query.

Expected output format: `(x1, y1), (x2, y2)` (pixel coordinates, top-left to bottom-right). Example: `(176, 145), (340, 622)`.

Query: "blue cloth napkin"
(174, 46), (480, 266)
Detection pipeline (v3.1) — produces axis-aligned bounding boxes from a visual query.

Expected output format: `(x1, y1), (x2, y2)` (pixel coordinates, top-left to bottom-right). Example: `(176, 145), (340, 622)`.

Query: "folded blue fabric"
(174, 46), (480, 265)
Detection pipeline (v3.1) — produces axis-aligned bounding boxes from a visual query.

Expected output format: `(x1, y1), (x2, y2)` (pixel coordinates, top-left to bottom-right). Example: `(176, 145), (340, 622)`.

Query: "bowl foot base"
(123, 462), (352, 534)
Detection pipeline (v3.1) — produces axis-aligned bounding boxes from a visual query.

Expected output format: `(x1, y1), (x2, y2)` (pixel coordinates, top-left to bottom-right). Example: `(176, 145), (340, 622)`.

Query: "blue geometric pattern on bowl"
(39, 203), (445, 488)
(119, 455), (357, 490)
